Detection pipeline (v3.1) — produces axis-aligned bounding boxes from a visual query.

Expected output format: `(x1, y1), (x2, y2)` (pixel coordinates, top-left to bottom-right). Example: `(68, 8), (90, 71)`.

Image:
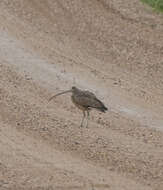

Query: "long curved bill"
(48, 89), (72, 102)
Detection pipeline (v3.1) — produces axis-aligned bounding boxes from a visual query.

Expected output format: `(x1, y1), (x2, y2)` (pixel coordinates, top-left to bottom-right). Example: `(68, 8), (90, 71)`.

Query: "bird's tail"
(100, 106), (108, 112)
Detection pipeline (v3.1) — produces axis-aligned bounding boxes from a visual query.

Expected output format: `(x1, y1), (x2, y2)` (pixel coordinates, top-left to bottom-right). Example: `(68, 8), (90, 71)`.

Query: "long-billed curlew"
(49, 86), (108, 127)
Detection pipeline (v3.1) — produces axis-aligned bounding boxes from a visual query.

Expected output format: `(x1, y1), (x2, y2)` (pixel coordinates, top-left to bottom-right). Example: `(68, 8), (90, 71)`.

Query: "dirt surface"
(0, 0), (163, 189)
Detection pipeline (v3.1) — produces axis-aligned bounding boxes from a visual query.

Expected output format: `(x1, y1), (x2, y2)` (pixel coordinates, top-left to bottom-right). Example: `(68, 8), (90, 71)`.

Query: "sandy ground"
(0, 0), (163, 189)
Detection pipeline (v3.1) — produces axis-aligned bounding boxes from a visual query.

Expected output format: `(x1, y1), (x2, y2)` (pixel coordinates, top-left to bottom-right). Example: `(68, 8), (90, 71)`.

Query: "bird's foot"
(80, 124), (83, 128)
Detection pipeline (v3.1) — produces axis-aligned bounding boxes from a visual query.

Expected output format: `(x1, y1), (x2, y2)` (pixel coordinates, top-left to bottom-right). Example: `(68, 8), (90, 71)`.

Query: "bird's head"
(72, 86), (77, 91)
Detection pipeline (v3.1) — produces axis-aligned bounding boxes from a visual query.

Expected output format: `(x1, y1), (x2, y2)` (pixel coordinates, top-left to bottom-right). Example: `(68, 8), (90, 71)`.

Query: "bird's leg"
(80, 111), (85, 127)
(86, 110), (90, 128)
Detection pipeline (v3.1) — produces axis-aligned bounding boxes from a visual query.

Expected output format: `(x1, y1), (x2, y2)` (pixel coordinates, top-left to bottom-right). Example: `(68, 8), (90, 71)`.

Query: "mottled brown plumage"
(49, 86), (108, 127)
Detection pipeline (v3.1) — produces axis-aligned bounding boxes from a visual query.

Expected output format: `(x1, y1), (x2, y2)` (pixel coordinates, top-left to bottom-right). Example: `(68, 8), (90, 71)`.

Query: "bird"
(48, 86), (108, 127)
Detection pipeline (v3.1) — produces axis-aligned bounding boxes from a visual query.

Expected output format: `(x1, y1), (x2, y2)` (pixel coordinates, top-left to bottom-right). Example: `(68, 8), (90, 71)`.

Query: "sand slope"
(0, 0), (163, 189)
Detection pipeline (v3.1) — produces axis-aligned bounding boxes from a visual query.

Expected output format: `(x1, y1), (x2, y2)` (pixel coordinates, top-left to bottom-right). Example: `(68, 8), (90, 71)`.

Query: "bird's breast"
(71, 95), (87, 111)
